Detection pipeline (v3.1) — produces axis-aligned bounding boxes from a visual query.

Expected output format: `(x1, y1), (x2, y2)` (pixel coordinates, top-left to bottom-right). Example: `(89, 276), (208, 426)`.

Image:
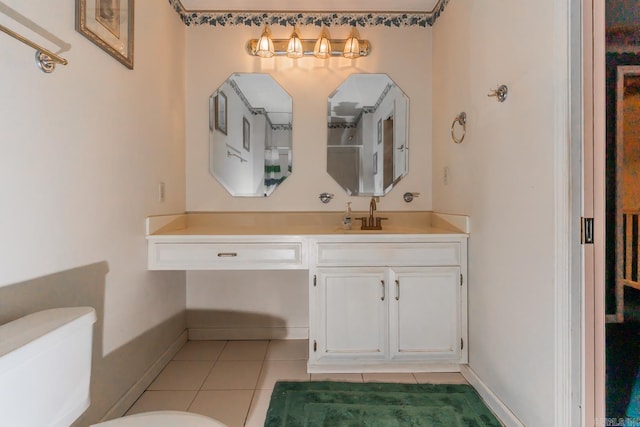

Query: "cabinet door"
(312, 268), (388, 362)
(389, 267), (461, 361)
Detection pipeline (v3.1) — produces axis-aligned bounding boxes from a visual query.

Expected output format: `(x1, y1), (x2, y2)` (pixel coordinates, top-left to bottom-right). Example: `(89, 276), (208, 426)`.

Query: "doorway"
(597, 2), (640, 421)
(605, 61), (640, 421)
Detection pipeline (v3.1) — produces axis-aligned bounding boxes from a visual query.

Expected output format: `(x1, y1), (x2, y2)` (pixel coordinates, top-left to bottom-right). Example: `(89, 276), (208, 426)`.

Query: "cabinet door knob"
(381, 280), (385, 301)
(395, 279), (400, 301)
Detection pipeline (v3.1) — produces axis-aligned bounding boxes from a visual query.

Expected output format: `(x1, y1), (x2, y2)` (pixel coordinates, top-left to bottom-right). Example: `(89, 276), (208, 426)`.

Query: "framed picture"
(373, 152), (378, 174)
(377, 118), (382, 144)
(243, 117), (250, 152)
(215, 92), (228, 135)
(76, 0), (134, 69)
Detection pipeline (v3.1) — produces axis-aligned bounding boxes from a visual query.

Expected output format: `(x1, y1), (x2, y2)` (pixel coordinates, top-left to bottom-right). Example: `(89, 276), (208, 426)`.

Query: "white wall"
(184, 25), (433, 332)
(186, 25), (433, 212)
(209, 81), (258, 195)
(0, 0), (187, 355)
(432, 1), (562, 425)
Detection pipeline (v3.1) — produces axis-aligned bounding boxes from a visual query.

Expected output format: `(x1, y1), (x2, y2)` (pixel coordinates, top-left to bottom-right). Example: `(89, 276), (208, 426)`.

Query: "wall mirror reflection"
(209, 73), (292, 197)
(327, 74), (409, 196)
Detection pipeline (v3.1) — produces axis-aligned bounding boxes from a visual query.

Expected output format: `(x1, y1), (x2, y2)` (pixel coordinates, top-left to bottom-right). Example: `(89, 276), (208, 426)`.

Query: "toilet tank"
(0, 307), (97, 427)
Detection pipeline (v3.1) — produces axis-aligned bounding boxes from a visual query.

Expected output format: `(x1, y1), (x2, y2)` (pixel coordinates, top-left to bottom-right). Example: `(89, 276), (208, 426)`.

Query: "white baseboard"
(99, 330), (188, 422)
(460, 365), (524, 427)
(308, 362), (461, 374)
(188, 327), (308, 341)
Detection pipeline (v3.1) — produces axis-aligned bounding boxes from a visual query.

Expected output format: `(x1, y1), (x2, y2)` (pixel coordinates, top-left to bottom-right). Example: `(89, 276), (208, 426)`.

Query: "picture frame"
(377, 118), (382, 144)
(215, 92), (228, 135)
(76, 0), (134, 69)
(243, 117), (251, 152)
(373, 152), (378, 175)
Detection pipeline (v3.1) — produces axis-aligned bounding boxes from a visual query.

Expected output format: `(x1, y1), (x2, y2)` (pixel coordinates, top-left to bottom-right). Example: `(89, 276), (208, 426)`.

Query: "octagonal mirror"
(327, 74), (409, 196)
(209, 73), (292, 197)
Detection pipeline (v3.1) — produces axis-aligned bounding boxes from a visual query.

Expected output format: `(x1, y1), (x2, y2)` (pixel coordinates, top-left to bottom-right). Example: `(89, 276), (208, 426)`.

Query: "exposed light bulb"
(343, 28), (361, 59)
(286, 28), (303, 58)
(314, 29), (332, 59)
(256, 25), (274, 58)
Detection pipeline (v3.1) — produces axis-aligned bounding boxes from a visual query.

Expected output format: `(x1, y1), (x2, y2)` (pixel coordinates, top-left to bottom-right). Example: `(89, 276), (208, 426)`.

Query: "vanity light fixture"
(247, 26), (370, 59)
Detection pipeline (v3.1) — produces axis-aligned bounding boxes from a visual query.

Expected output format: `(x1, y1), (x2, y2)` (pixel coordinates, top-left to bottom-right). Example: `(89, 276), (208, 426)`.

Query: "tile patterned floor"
(125, 340), (468, 427)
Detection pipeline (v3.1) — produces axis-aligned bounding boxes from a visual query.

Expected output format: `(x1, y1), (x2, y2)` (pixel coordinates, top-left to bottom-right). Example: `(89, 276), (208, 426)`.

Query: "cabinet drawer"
(315, 242), (460, 267)
(149, 242), (304, 270)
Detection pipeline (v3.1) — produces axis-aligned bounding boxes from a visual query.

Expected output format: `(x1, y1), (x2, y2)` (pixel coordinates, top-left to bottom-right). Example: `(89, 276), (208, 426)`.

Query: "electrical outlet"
(158, 182), (166, 202)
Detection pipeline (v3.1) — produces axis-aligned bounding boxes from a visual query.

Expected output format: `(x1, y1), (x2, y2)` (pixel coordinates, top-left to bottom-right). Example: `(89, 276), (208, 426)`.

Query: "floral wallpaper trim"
(168, 0), (449, 28)
(328, 123), (358, 129)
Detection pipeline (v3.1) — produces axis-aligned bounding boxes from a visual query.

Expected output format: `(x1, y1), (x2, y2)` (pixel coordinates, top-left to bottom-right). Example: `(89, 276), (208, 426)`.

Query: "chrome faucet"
(359, 197), (387, 230)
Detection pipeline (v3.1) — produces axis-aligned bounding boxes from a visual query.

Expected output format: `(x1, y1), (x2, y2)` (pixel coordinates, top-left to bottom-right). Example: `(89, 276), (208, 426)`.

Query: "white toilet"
(0, 307), (227, 427)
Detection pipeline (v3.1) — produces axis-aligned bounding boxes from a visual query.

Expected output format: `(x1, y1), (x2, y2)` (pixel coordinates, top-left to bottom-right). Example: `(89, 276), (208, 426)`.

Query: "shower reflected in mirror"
(327, 74), (409, 196)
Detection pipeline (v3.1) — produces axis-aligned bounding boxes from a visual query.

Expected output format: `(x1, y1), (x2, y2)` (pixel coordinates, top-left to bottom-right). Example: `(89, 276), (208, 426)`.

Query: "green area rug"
(264, 381), (502, 427)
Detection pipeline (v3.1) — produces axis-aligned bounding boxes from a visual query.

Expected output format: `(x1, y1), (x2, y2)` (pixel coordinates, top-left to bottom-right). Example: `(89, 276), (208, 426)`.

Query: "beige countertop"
(146, 211), (469, 237)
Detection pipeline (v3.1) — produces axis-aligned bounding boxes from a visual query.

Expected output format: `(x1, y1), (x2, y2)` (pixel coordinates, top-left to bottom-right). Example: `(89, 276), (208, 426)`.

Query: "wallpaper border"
(168, 0), (448, 28)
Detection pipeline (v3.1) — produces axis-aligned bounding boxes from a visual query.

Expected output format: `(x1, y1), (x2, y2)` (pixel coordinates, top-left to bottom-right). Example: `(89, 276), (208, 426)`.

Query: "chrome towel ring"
(451, 112), (467, 144)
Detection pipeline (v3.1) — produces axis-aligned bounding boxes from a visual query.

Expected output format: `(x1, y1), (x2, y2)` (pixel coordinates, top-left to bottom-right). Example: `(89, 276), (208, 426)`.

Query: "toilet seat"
(91, 410), (228, 427)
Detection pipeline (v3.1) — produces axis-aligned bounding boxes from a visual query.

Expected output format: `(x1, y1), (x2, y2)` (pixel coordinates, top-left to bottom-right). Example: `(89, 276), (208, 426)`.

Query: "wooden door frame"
(583, 0), (607, 424)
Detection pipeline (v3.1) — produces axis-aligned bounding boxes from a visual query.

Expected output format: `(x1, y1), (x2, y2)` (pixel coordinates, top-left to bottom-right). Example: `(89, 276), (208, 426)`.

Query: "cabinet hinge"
(313, 275), (317, 287)
(461, 338), (464, 351)
(313, 340), (317, 352)
(581, 217), (594, 244)
(460, 274), (463, 287)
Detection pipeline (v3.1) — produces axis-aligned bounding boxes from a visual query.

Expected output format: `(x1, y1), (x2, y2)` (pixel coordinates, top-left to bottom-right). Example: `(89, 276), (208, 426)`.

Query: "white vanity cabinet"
(145, 212), (469, 372)
(308, 237), (467, 373)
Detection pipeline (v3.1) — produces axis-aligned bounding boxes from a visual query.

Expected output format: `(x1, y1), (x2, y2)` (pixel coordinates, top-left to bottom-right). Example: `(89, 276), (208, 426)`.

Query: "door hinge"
(460, 274), (463, 287)
(313, 275), (317, 287)
(313, 340), (317, 352)
(461, 338), (464, 351)
(581, 217), (594, 244)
